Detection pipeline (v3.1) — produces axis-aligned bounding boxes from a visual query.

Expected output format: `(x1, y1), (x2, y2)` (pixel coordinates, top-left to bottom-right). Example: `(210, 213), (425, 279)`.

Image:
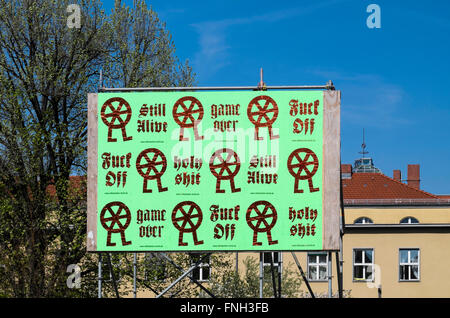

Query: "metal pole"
(291, 252), (315, 298)
(107, 253), (120, 298)
(269, 252), (277, 298)
(98, 253), (102, 298)
(98, 83), (334, 92)
(338, 162), (346, 298)
(259, 253), (263, 298)
(328, 251), (332, 298)
(277, 252), (282, 298)
(335, 251), (342, 298)
(133, 253), (137, 298)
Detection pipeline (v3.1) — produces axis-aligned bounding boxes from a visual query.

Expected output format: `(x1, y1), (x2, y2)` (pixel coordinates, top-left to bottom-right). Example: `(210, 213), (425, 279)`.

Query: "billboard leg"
(98, 253), (102, 298)
(328, 251), (332, 298)
(337, 162), (346, 298)
(107, 253), (120, 298)
(133, 253), (137, 298)
(269, 252), (278, 298)
(335, 251), (343, 298)
(259, 253), (263, 298)
(291, 252), (315, 298)
(278, 252), (282, 298)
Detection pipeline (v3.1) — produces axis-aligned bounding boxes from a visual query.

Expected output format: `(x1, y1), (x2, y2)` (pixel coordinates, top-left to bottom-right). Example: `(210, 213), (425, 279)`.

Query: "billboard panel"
(87, 90), (340, 252)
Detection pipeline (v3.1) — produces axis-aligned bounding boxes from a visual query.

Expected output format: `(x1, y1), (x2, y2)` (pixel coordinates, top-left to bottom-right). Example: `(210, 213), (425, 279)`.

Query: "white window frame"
(353, 248), (374, 282)
(190, 254), (211, 282)
(307, 252), (328, 282)
(399, 248), (420, 282)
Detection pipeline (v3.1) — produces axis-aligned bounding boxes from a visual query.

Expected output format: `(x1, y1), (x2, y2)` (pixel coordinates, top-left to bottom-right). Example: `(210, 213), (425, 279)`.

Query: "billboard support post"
(259, 253), (263, 298)
(337, 163), (346, 298)
(107, 253), (120, 298)
(133, 253), (137, 298)
(269, 252), (277, 298)
(98, 253), (102, 298)
(328, 251), (332, 298)
(277, 252), (282, 298)
(291, 252), (315, 298)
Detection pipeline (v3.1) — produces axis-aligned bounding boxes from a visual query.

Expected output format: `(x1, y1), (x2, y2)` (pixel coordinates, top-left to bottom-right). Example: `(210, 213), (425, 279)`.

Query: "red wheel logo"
(209, 148), (241, 193)
(247, 95), (279, 140)
(100, 97), (133, 142)
(173, 96), (204, 141)
(246, 200), (278, 246)
(100, 201), (132, 246)
(287, 148), (319, 193)
(136, 148), (168, 193)
(171, 201), (204, 246)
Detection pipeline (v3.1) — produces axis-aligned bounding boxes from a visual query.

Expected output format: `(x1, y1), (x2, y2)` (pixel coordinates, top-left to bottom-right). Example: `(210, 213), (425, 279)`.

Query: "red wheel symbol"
(136, 148), (168, 193)
(247, 95), (279, 140)
(100, 97), (133, 142)
(173, 96), (204, 141)
(209, 148), (241, 193)
(287, 148), (320, 193)
(100, 201), (132, 246)
(246, 201), (278, 246)
(171, 201), (204, 246)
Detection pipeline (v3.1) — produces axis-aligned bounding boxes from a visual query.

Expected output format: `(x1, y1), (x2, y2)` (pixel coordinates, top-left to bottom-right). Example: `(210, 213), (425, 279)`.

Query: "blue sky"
(110, 0), (450, 194)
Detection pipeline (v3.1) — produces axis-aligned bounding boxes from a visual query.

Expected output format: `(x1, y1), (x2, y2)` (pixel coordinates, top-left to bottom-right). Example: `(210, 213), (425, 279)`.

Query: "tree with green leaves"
(208, 255), (303, 298)
(0, 0), (194, 297)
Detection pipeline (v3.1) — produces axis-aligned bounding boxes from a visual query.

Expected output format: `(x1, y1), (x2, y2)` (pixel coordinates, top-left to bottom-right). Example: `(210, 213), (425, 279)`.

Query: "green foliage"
(0, 0), (195, 297)
(208, 255), (303, 298)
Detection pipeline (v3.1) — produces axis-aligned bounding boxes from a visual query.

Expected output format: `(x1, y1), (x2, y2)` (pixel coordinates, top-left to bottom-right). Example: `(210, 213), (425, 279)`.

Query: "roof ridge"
(373, 172), (438, 199)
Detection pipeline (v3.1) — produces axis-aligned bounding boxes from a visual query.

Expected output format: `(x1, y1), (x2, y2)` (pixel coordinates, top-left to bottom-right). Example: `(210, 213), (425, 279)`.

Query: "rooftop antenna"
(257, 67), (266, 90)
(359, 128), (369, 158)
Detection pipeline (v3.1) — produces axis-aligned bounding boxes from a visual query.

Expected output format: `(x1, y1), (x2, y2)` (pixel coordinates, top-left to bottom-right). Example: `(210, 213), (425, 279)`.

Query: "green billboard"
(87, 90), (340, 252)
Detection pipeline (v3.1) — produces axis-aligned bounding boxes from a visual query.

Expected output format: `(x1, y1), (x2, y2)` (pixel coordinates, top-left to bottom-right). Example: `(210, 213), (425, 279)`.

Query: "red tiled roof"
(46, 176), (86, 197)
(342, 172), (438, 200)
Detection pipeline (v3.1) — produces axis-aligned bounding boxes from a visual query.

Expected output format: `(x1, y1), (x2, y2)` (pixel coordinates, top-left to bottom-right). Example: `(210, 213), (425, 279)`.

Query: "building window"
(353, 249), (374, 282)
(307, 252), (328, 281)
(144, 253), (167, 281)
(190, 254), (211, 282)
(354, 217), (373, 224)
(400, 217), (419, 224)
(399, 249), (420, 281)
(263, 252), (282, 276)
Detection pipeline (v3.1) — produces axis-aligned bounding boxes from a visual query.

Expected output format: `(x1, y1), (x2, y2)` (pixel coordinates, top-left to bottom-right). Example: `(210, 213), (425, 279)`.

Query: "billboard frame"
(87, 86), (340, 252)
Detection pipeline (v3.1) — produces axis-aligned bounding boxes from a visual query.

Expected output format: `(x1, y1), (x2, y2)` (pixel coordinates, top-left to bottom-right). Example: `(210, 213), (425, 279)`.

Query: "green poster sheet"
(95, 90), (324, 251)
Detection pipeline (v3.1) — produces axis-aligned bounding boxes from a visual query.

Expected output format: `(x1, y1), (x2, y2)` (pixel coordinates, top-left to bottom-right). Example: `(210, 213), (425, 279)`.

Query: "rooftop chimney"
(407, 164), (420, 189)
(393, 169), (401, 182)
(341, 164), (353, 179)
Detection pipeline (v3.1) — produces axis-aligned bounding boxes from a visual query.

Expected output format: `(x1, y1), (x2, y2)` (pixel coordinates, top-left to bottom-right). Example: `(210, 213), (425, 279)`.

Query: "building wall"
(345, 206), (450, 224)
(342, 232), (450, 297)
(235, 206), (450, 298)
